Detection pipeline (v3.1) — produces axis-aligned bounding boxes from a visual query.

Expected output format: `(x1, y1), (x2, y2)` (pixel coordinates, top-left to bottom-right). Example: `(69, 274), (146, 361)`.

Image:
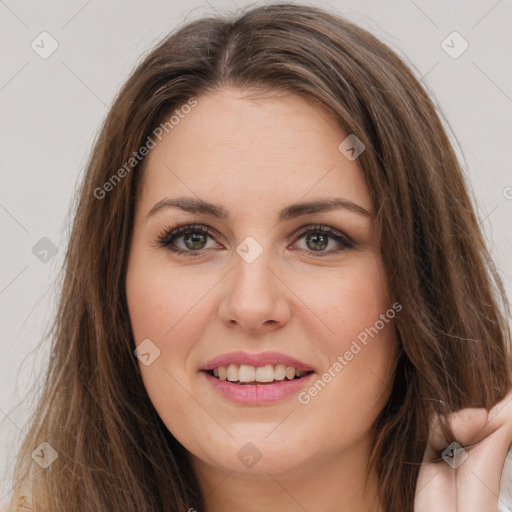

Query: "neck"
(188, 435), (383, 512)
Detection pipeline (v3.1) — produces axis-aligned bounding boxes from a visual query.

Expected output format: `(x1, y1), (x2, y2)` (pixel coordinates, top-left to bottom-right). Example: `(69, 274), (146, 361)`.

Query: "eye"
(155, 224), (220, 255)
(290, 224), (354, 255)
(155, 223), (353, 257)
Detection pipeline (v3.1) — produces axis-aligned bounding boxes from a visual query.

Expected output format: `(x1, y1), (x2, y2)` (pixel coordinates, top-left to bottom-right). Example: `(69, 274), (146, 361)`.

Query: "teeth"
(218, 366), (227, 380)
(255, 364), (274, 382)
(227, 364), (238, 382)
(211, 364), (309, 383)
(286, 366), (296, 380)
(274, 364), (286, 380)
(238, 364), (256, 382)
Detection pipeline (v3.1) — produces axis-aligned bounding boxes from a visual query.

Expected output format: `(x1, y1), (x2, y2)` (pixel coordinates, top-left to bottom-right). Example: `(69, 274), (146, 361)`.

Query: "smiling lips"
(201, 350), (314, 383)
(211, 364), (310, 384)
(200, 351), (315, 404)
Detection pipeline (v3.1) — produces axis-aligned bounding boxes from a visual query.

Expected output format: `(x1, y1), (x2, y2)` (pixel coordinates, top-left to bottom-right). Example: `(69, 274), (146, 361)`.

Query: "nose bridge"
(232, 239), (276, 307)
(219, 237), (291, 330)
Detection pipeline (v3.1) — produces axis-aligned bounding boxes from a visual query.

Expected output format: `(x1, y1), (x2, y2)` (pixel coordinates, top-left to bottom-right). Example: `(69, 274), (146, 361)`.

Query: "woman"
(9, 4), (512, 511)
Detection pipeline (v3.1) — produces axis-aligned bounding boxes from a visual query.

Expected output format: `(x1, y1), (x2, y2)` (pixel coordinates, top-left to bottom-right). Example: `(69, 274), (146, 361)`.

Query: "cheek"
(293, 253), (393, 353)
(294, 255), (398, 422)
(125, 259), (215, 451)
(126, 258), (214, 350)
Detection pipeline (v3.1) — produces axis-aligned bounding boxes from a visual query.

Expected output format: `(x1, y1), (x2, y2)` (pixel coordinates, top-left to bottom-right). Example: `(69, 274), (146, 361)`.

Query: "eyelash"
(155, 223), (354, 257)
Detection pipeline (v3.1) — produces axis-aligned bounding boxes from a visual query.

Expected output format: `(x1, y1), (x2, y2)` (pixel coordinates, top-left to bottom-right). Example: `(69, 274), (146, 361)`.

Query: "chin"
(198, 443), (313, 476)
(184, 424), (316, 476)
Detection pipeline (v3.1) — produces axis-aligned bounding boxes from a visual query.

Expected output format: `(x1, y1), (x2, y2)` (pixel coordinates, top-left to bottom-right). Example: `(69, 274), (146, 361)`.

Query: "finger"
(426, 408), (488, 457)
(414, 463), (456, 512)
(450, 392), (512, 450)
(426, 394), (512, 454)
(456, 427), (512, 511)
(475, 392), (512, 444)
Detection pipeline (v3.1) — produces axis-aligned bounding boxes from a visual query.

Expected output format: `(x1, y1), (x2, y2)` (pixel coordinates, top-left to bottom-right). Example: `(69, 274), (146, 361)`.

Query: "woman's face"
(125, 87), (399, 477)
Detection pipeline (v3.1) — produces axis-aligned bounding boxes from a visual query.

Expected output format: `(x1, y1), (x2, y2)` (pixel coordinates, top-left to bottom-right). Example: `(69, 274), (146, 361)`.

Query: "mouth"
(203, 364), (314, 385)
(200, 351), (316, 404)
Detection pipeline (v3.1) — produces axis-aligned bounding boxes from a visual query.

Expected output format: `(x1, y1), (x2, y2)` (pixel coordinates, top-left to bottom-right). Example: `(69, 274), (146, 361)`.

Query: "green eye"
(156, 223), (353, 257)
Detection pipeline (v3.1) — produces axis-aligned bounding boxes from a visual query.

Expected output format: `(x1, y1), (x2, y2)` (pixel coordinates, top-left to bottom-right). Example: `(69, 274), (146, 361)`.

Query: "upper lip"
(201, 351), (315, 372)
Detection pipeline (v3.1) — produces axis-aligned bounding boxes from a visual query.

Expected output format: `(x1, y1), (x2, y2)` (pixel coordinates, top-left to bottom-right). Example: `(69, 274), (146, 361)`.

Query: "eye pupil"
(306, 233), (328, 251)
(184, 232), (207, 250)
(159, 224), (351, 256)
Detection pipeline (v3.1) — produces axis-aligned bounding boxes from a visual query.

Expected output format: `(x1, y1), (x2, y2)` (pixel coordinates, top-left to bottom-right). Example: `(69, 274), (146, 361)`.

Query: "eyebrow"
(146, 196), (371, 221)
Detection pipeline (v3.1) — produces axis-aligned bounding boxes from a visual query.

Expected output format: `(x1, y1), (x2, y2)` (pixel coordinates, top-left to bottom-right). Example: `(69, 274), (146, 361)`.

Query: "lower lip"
(200, 371), (315, 405)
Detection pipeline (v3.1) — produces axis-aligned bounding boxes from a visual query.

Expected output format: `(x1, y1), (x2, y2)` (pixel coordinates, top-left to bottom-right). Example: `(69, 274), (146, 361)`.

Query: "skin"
(415, 392), (512, 511)
(125, 87), (396, 511)
(126, 86), (512, 511)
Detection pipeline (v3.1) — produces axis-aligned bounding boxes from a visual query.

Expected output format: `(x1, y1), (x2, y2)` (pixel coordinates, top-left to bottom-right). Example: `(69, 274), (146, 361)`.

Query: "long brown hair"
(9, 4), (511, 511)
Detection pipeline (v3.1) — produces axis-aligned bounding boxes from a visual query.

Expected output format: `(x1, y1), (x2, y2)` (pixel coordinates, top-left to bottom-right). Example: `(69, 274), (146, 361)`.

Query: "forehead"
(139, 87), (372, 214)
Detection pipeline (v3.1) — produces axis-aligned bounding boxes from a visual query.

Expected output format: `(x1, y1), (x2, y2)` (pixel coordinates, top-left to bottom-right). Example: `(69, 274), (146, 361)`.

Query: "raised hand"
(415, 392), (512, 512)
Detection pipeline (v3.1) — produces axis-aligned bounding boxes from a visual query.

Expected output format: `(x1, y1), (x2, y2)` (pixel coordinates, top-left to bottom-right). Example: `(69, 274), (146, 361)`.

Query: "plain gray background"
(1, 0), (511, 504)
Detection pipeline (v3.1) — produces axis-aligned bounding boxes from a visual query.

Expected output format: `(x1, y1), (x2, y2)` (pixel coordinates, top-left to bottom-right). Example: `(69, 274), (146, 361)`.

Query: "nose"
(218, 246), (292, 334)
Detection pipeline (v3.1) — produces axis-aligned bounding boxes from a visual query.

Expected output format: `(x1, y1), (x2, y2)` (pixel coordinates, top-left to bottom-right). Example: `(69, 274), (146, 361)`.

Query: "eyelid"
(289, 223), (354, 246)
(155, 223), (220, 248)
(155, 222), (354, 255)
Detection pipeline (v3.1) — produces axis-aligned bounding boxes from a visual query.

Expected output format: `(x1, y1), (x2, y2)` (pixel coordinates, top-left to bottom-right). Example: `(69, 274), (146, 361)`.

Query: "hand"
(414, 391), (512, 512)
